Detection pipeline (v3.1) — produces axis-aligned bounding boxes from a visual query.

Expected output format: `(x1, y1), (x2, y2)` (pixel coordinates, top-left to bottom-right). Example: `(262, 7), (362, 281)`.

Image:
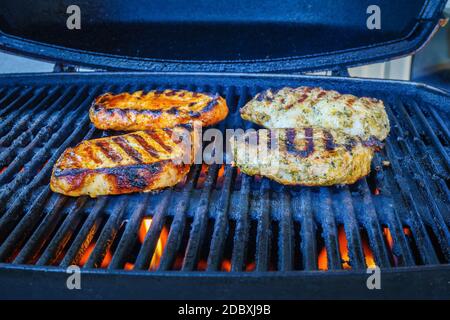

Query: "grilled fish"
(230, 127), (379, 186)
(50, 128), (192, 197)
(240, 87), (390, 141)
(90, 89), (228, 131)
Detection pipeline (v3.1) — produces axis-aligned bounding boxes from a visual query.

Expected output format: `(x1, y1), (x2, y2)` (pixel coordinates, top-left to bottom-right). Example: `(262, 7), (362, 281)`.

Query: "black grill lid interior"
(0, 0), (447, 72)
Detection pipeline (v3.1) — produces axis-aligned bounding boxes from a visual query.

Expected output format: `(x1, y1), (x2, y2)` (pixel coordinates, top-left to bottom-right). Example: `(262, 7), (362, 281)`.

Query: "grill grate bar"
(0, 124), (95, 244)
(371, 153), (415, 266)
(0, 86), (64, 146)
(0, 88), (22, 118)
(206, 165), (235, 271)
(0, 187), (62, 260)
(84, 199), (128, 269)
(255, 179), (271, 272)
(409, 100), (450, 173)
(134, 190), (172, 270)
(108, 194), (151, 270)
(338, 188), (367, 270)
(0, 88), (101, 219)
(11, 115), (99, 264)
(0, 86), (93, 204)
(428, 107), (450, 143)
(277, 190), (294, 271)
(0, 87), (35, 126)
(230, 174), (251, 272)
(35, 197), (89, 266)
(0, 86), (73, 147)
(0, 86), (82, 183)
(388, 103), (450, 261)
(292, 188), (317, 270)
(0, 87), (47, 138)
(158, 165), (201, 271)
(393, 100), (446, 179)
(316, 188), (341, 270)
(182, 164), (220, 271)
(355, 180), (391, 268)
(59, 197), (109, 268)
(12, 195), (68, 264)
(384, 140), (440, 265)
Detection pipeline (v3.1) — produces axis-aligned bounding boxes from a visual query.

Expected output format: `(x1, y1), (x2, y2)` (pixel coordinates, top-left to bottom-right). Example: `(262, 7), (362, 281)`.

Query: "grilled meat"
(50, 128), (192, 197)
(90, 89), (228, 131)
(240, 86), (390, 141)
(230, 127), (377, 186)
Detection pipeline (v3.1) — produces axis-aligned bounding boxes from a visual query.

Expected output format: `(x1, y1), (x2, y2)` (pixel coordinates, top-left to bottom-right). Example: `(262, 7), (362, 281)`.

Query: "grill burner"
(0, 73), (448, 299)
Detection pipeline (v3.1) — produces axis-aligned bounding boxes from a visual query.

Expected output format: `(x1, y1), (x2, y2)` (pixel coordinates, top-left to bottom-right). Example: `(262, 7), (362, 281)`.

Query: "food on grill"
(50, 128), (192, 197)
(240, 86), (390, 141)
(230, 127), (380, 186)
(90, 89), (228, 131)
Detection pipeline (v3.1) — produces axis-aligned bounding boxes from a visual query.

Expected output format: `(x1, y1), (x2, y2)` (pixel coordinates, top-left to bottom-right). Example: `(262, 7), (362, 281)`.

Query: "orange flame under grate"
(318, 227), (376, 270)
(78, 243), (112, 268)
(216, 165), (225, 188)
(138, 217), (169, 270)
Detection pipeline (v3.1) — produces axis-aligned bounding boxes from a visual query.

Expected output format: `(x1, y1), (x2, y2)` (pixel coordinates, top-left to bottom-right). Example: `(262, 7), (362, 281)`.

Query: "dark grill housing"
(0, 73), (448, 299)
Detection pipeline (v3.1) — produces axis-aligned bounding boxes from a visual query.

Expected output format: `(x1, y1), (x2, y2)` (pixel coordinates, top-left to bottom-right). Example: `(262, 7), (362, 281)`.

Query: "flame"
(373, 188), (381, 195)
(318, 244), (328, 271)
(318, 227), (377, 270)
(138, 217), (169, 270)
(124, 262), (134, 270)
(338, 226), (351, 269)
(196, 164), (209, 188)
(216, 165), (225, 187)
(245, 262), (256, 272)
(403, 227), (412, 236)
(383, 227), (394, 249)
(383, 227), (398, 266)
(221, 259), (231, 272)
(78, 242), (112, 268)
(197, 259), (208, 271)
(362, 236), (376, 268)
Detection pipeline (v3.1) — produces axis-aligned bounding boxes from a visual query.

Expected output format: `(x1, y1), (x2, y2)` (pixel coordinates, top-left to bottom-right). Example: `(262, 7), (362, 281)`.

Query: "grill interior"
(0, 75), (448, 274)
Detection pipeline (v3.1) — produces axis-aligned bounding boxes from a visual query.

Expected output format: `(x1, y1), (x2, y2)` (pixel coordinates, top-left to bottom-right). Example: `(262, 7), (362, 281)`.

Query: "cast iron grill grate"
(0, 78), (448, 274)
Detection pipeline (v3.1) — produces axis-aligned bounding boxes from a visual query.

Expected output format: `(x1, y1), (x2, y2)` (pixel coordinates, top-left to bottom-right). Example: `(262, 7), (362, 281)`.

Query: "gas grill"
(0, 1), (449, 299)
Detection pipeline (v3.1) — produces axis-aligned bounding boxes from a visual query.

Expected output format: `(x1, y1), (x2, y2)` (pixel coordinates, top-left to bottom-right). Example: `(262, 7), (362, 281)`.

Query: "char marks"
(323, 130), (336, 151)
(112, 136), (143, 163)
(130, 133), (160, 158)
(95, 140), (123, 162)
(147, 131), (172, 152)
(285, 127), (315, 158)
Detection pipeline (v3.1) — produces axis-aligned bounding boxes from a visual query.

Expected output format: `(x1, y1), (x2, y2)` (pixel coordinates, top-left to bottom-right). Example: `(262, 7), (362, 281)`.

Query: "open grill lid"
(0, 0), (447, 73)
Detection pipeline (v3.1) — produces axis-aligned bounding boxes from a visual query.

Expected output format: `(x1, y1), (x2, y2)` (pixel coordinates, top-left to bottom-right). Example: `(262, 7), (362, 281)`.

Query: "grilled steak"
(240, 86), (390, 141)
(230, 127), (377, 186)
(90, 89), (228, 131)
(50, 128), (192, 197)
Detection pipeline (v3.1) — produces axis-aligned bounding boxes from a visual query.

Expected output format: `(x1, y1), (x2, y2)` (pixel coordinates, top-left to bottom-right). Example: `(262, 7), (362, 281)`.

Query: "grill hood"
(0, 0), (447, 73)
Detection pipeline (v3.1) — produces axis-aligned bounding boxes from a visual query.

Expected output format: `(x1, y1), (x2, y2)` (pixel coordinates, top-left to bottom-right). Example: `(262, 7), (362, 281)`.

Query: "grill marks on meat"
(285, 128), (315, 158)
(50, 129), (191, 197)
(89, 89), (228, 131)
(231, 127), (376, 186)
(95, 140), (123, 162)
(112, 136), (144, 163)
(129, 133), (160, 158)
